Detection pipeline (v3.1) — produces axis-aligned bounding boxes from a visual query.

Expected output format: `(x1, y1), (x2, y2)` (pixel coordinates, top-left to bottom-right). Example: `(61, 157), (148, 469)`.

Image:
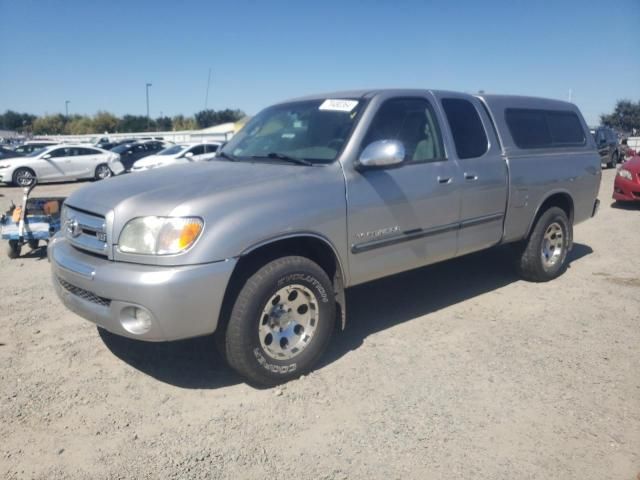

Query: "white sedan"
(130, 142), (220, 172)
(0, 144), (124, 186)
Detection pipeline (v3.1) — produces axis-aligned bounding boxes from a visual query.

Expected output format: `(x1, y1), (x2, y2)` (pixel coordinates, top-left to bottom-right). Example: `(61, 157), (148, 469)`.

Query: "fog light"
(120, 306), (153, 335)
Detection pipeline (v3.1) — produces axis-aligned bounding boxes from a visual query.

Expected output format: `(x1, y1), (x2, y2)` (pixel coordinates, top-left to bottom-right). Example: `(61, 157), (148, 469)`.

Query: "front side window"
(188, 145), (206, 156)
(441, 98), (488, 159)
(48, 148), (71, 158)
(205, 144), (218, 153)
(221, 98), (365, 163)
(506, 108), (585, 149)
(362, 97), (445, 162)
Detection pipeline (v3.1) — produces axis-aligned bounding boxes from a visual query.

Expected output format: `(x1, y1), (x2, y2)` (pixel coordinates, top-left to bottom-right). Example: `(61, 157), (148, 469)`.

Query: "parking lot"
(0, 168), (638, 479)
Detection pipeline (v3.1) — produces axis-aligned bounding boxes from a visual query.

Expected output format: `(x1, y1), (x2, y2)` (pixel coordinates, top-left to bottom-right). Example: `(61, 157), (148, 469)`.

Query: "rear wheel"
(95, 164), (112, 180)
(28, 239), (39, 250)
(225, 256), (335, 386)
(13, 168), (36, 187)
(606, 151), (618, 169)
(515, 207), (571, 282)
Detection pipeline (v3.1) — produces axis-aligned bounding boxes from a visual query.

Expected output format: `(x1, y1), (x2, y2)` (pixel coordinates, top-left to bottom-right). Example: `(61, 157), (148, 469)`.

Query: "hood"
(65, 160), (302, 218)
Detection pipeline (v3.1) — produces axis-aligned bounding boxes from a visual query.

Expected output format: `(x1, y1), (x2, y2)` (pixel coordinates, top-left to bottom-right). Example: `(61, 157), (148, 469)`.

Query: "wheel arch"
(525, 191), (574, 246)
(218, 233), (348, 338)
(12, 165), (37, 183)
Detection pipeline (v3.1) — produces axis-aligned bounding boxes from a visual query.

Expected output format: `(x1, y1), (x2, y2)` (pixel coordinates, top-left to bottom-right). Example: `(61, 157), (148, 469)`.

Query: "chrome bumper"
(49, 235), (236, 341)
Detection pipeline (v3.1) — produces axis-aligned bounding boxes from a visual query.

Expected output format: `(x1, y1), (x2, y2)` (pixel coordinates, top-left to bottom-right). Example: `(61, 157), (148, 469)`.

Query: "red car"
(613, 155), (640, 202)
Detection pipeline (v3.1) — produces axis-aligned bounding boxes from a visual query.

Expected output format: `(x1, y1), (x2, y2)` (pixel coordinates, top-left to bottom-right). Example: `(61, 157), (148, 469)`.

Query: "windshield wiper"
(217, 151), (237, 162)
(251, 152), (313, 166)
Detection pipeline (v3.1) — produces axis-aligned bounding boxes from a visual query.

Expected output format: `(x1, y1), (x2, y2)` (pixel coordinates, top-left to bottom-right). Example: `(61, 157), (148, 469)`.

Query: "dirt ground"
(0, 168), (638, 480)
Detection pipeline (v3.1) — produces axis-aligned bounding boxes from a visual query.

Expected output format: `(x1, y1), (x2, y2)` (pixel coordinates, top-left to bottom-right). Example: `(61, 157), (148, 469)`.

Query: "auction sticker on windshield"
(319, 99), (358, 112)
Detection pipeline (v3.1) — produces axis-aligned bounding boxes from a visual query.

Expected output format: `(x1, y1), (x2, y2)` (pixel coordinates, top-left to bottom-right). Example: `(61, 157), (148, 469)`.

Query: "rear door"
(202, 144), (219, 161)
(436, 94), (508, 255)
(70, 147), (103, 178)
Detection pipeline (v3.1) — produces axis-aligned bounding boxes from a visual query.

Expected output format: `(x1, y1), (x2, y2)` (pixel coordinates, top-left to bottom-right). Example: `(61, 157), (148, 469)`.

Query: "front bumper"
(613, 176), (640, 202)
(49, 235), (237, 341)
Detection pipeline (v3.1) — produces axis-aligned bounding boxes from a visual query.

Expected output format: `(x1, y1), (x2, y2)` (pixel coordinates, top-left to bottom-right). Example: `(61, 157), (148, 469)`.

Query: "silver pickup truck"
(50, 89), (601, 385)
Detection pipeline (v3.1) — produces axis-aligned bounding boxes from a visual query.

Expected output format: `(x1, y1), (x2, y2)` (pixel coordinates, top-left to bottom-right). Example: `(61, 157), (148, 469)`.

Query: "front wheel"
(13, 168), (36, 187)
(225, 256), (335, 386)
(606, 152), (618, 169)
(515, 206), (571, 282)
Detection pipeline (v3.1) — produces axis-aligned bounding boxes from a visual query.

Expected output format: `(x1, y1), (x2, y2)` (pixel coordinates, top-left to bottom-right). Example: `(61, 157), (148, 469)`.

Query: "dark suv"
(111, 140), (167, 171)
(591, 126), (621, 168)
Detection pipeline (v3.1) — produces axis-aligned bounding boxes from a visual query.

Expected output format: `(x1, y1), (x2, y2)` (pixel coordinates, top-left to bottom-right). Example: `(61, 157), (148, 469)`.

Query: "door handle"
(464, 173), (478, 181)
(437, 176), (452, 184)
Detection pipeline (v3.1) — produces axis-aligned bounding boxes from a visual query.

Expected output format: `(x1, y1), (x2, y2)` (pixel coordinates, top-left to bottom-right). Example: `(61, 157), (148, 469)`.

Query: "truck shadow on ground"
(99, 243), (593, 389)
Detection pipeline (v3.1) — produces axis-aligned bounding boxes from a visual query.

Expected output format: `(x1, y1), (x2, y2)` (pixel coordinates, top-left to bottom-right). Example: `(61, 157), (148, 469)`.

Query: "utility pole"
(65, 100), (70, 118)
(146, 82), (153, 130)
(204, 68), (211, 110)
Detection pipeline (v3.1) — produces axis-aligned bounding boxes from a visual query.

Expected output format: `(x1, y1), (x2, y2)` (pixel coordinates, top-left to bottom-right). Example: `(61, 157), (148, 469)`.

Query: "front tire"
(515, 207), (571, 282)
(606, 152), (618, 169)
(13, 168), (36, 187)
(225, 256), (335, 386)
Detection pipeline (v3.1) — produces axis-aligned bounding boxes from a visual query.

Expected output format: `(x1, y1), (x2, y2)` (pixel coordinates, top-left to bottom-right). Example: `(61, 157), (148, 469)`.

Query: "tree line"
(0, 108), (246, 136)
(600, 100), (640, 134)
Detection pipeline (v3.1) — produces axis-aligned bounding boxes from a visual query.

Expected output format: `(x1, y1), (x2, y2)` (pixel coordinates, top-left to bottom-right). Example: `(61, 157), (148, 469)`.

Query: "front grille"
(64, 207), (109, 257)
(58, 278), (111, 307)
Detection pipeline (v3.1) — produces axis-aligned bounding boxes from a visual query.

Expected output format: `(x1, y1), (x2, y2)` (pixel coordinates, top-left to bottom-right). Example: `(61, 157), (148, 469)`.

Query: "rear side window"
(441, 98), (488, 159)
(506, 108), (585, 149)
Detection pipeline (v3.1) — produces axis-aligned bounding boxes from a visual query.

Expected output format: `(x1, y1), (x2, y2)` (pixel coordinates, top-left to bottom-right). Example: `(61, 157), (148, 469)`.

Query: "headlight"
(118, 216), (204, 255)
(618, 169), (633, 181)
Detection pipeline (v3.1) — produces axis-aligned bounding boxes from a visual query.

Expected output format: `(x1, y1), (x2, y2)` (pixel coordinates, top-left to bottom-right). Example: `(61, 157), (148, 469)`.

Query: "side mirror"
(43, 154), (52, 160)
(184, 152), (194, 158)
(357, 140), (406, 169)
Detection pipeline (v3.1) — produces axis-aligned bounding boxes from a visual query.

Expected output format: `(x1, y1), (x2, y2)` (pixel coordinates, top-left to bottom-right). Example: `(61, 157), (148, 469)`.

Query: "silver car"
(0, 144), (124, 186)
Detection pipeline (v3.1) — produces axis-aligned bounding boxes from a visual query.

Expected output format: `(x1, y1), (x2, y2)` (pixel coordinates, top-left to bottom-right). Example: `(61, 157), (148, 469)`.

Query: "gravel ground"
(0, 169), (638, 479)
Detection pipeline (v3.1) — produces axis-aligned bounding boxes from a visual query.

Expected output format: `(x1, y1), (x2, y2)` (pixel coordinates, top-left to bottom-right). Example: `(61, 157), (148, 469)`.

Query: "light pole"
(146, 83), (152, 130)
(65, 100), (70, 118)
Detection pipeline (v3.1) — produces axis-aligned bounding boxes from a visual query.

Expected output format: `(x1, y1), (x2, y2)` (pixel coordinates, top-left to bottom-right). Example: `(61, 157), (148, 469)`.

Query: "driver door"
(344, 94), (462, 285)
(39, 147), (73, 180)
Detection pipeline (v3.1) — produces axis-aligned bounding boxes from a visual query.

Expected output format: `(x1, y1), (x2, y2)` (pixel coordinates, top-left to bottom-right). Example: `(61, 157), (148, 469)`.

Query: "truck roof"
(279, 89), (578, 111)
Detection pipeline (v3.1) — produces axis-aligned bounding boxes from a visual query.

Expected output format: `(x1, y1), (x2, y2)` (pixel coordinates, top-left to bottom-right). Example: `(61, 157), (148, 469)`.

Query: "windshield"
(220, 98), (364, 164)
(159, 144), (188, 156)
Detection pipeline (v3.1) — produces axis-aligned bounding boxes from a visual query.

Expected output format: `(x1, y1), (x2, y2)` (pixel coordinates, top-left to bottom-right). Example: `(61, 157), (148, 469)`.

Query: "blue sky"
(0, 0), (638, 125)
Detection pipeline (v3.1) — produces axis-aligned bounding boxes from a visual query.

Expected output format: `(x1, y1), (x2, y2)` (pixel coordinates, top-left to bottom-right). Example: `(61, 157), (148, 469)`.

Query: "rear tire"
(225, 256), (335, 386)
(7, 240), (21, 259)
(94, 164), (112, 180)
(606, 151), (618, 169)
(12, 168), (36, 187)
(515, 207), (571, 282)
(28, 239), (39, 250)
